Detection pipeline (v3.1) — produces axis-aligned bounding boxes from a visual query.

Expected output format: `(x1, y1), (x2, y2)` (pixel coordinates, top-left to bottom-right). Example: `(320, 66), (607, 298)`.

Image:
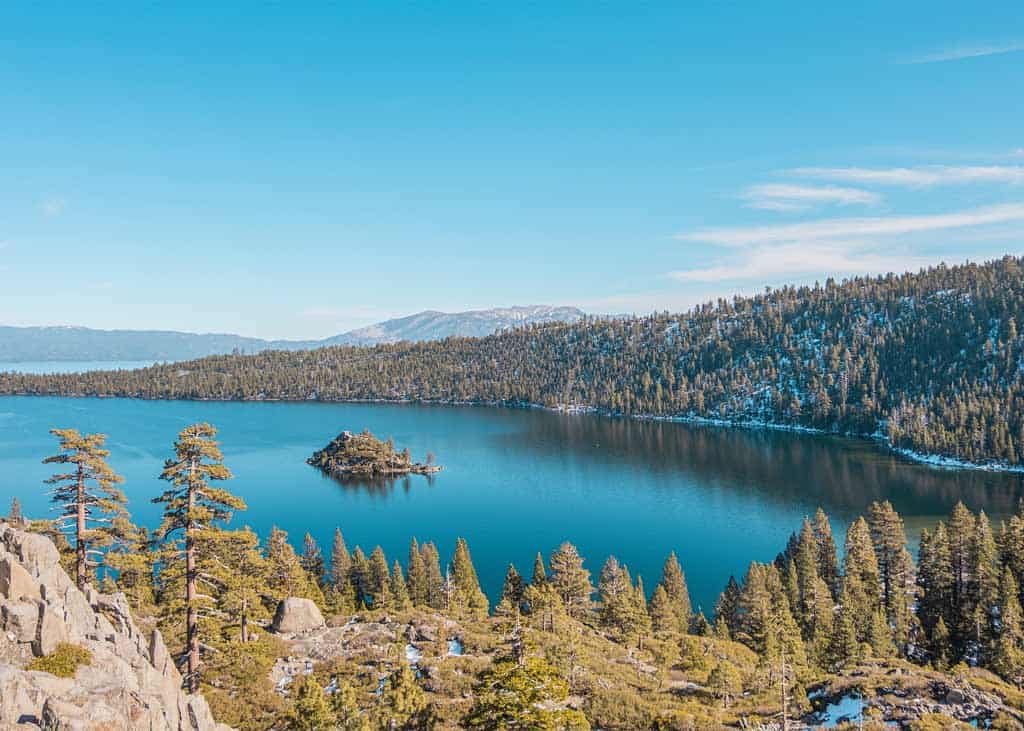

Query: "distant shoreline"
(2, 390), (1020, 475)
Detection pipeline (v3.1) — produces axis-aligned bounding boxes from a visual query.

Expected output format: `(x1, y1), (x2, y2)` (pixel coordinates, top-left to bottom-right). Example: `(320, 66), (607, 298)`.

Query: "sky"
(1, 2), (1022, 340)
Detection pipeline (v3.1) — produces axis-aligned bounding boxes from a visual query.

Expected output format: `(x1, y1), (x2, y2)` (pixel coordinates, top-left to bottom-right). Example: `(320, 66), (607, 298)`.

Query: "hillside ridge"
(0, 305), (586, 362)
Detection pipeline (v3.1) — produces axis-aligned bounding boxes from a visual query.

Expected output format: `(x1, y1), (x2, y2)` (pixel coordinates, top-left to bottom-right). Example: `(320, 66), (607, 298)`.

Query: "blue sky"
(1, 2), (1022, 339)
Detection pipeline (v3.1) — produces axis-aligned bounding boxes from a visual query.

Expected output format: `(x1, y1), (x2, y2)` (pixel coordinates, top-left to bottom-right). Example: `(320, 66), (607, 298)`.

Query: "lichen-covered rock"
(271, 597), (326, 634)
(0, 520), (232, 730)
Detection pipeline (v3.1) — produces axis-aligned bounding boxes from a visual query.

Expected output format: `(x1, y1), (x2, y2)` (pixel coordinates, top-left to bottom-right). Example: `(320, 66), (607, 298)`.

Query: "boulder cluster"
(0, 521), (232, 730)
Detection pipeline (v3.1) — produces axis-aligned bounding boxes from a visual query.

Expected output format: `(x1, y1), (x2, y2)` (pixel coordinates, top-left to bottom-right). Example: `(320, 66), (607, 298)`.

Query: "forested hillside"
(4, 257), (1024, 466)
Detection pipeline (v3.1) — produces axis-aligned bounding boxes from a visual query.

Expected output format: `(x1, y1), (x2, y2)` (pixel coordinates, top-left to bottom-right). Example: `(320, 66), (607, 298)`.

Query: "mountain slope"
(324, 305), (585, 346)
(0, 306), (585, 362)
(5, 257), (1024, 466)
(0, 326), (276, 363)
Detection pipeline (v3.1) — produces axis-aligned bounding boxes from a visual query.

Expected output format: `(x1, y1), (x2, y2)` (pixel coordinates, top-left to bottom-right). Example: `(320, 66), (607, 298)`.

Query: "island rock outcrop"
(0, 520), (231, 730)
(308, 429), (441, 479)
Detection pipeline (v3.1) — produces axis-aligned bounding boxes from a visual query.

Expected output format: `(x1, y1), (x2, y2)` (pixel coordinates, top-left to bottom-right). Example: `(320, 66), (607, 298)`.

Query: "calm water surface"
(1, 396), (1021, 612)
(0, 361), (158, 374)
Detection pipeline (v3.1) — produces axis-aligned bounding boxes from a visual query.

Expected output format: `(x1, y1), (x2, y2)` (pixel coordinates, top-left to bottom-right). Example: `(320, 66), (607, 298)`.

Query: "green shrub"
(27, 643), (92, 678)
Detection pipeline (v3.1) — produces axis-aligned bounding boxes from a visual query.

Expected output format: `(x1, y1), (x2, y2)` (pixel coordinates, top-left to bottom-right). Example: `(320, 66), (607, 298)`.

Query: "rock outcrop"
(271, 597), (325, 635)
(0, 521), (232, 730)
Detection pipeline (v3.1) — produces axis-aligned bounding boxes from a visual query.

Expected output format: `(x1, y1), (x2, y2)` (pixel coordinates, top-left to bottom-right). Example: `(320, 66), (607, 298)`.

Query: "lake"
(0, 361), (159, 374)
(1, 395), (1021, 613)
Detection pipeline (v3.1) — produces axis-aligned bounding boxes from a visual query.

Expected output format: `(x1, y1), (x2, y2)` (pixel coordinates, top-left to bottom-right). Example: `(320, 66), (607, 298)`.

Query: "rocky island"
(307, 429), (442, 478)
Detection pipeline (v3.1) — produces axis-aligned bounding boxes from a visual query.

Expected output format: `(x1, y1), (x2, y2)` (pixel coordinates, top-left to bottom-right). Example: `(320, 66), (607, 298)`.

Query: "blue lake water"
(0, 361), (159, 374)
(1, 396), (1021, 612)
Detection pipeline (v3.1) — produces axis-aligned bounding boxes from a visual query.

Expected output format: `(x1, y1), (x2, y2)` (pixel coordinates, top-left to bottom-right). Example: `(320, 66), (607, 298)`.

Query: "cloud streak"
(680, 203), (1024, 248)
(40, 198), (66, 218)
(669, 244), (936, 283)
(790, 165), (1024, 188)
(904, 41), (1024, 64)
(741, 183), (880, 211)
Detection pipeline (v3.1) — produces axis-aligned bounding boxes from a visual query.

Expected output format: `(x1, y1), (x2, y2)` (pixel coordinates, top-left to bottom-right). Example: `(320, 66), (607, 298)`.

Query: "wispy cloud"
(903, 41), (1024, 64)
(679, 203), (1024, 248)
(790, 165), (1024, 188)
(669, 244), (935, 283)
(40, 197), (66, 218)
(741, 183), (881, 211)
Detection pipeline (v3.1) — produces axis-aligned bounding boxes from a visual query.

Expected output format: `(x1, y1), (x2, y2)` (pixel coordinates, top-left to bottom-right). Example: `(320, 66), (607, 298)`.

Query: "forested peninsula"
(4, 256), (1024, 468)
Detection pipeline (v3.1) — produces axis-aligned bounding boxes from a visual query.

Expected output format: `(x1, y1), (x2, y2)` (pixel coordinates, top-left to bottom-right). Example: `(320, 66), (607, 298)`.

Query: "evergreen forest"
(5, 257), (1024, 467)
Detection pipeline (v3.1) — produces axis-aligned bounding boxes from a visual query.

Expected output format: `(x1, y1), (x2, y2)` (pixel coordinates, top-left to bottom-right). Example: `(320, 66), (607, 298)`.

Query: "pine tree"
(657, 552), (692, 634)
(266, 527), (321, 602)
(707, 659), (742, 707)
(499, 563), (525, 613)
(548, 542), (592, 619)
(420, 542), (446, 610)
(349, 546), (370, 608)
(210, 526), (270, 643)
(331, 677), (371, 731)
(531, 552), (547, 585)
(376, 664), (435, 729)
(105, 521), (157, 616)
(691, 610), (712, 637)
(994, 568), (1024, 687)
(632, 575), (652, 649)
(715, 575), (742, 634)
(812, 508), (840, 598)
(299, 533), (325, 587)
(737, 562), (808, 673)
(1000, 499), (1024, 590)
(868, 606), (896, 658)
(917, 524), (954, 652)
(284, 674), (334, 730)
(368, 546), (392, 610)
(842, 517), (882, 642)
(407, 538), (428, 607)
(464, 656), (584, 729)
(648, 584), (676, 638)
(330, 527), (351, 590)
(598, 556), (633, 636)
(391, 560), (412, 611)
(327, 528), (356, 613)
(947, 501), (976, 653)
(866, 501), (914, 649)
(43, 428), (127, 590)
(972, 511), (1001, 662)
(792, 519), (819, 638)
(450, 537), (489, 617)
(827, 603), (860, 672)
(8, 496), (22, 524)
(931, 616), (951, 671)
(154, 422), (245, 693)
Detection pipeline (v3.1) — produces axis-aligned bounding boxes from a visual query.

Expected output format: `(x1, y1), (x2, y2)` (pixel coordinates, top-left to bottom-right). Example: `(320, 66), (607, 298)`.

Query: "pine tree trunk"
(186, 457), (199, 694)
(75, 463), (87, 591)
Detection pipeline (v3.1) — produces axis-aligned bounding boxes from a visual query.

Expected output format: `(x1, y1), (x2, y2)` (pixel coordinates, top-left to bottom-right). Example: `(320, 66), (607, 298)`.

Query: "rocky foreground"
(0, 520), (231, 730)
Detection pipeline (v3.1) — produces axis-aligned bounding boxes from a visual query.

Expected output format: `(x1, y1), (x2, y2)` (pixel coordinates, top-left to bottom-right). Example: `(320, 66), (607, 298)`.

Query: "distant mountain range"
(0, 305), (586, 362)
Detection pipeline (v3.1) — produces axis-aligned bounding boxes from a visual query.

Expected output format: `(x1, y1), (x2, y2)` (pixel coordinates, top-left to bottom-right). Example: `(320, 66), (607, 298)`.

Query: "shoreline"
(2, 390), (1022, 474)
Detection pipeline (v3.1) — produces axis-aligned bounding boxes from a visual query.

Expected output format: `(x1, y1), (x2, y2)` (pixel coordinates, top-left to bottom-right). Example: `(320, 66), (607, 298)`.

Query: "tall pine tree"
(154, 422), (245, 693)
(43, 428), (127, 590)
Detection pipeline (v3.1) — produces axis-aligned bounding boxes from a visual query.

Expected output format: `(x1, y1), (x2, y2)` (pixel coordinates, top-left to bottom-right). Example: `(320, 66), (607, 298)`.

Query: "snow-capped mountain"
(0, 306), (586, 362)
